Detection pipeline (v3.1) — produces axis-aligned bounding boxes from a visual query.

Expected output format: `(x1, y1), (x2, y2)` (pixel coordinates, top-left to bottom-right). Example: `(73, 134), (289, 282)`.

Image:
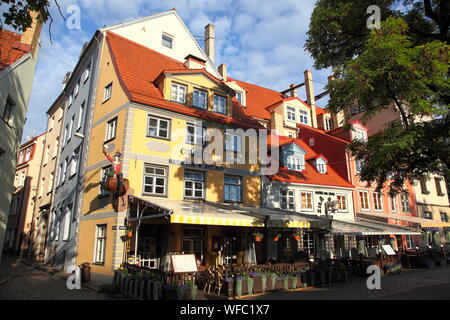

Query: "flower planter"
(260, 275), (267, 293)
(183, 285), (198, 300)
(254, 237), (262, 242)
(235, 279), (243, 297)
(225, 280), (234, 298)
(247, 278), (254, 295)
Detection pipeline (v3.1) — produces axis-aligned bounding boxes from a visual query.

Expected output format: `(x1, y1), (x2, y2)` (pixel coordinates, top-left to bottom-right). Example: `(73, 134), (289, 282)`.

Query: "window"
(401, 192), (410, 213)
(70, 149), (79, 177)
(193, 89), (207, 109)
(48, 173), (54, 193)
(287, 106), (296, 121)
(287, 156), (304, 171)
(373, 192), (383, 211)
(435, 177), (445, 196)
(440, 212), (448, 222)
(325, 117), (333, 131)
(225, 133), (242, 152)
(317, 163), (326, 174)
(84, 61), (91, 83)
(43, 145), (50, 165)
(143, 164), (167, 196)
(186, 123), (204, 145)
(423, 211), (432, 219)
(182, 227), (203, 263)
(2, 97), (15, 125)
(68, 92), (73, 107)
(62, 158), (68, 183)
(360, 191), (370, 210)
(38, 178), (45, 198)
(355, 159), (364, 174)
(337, 195), (348, 211)
(390, 195), (397, 212)
(100, 166), (111, 196)
(94, 224), (107, 264)
(67, 116), (74, 143)
(224, 175), (242, 202)
(236, 92), (242, 104)
(74, 81), (80, 97)
(406, 235), (414, 250)
(171, 83), (187, 103)
(56, 164), (62, 187)
(353, 129), (366, 141)
(103, 82), (112, 102)
(105, 117), (117, 141)
(162, 33), (173, 49)
(213, 95), (227, 114)
(281, 189), (295, 210)
(147, 116), (170, 139)
(53, 139), (59, 158)
(62, 204), (72, 241)
(77, 102), (85, 131)
(54, 211), (61, 241)
(19, 171), (25, 187)
(301, 191), (313, 211)
(309, 138), (315, 146)
(184, 171), (204, 199)
(299, 110), (308, 124)
(419, 177), (429, 194)
(25, 146), (31, 162)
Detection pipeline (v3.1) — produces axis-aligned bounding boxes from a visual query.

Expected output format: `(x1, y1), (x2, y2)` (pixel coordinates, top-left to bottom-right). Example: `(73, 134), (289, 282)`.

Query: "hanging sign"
(382, 244), (397, 256)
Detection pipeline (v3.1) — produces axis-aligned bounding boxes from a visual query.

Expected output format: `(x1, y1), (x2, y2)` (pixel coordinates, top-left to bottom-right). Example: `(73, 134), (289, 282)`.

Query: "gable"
(102, 10), (220, 79)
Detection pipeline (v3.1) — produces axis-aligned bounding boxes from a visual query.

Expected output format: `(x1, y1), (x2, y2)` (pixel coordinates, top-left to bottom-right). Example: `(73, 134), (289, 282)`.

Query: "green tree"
(306, 1), (450, 194)
(1, 0), (51, 31)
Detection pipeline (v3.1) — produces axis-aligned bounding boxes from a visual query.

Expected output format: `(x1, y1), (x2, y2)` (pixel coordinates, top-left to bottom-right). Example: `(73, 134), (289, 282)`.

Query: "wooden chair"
(214, 268), (224, 296)
(203, 267), (215, 294)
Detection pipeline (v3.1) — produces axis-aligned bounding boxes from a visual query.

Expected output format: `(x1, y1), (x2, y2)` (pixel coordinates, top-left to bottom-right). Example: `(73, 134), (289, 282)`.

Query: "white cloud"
(24, 0), (331, 139)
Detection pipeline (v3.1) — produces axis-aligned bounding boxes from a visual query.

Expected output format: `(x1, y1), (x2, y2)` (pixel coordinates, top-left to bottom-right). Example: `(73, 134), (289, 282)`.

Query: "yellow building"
(76, 31), (267, 274)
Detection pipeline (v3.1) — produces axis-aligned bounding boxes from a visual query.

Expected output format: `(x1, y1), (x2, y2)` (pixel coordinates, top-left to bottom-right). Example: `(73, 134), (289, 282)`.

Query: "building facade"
(5, 134), (45, 256)
(0, 14), (42, 261)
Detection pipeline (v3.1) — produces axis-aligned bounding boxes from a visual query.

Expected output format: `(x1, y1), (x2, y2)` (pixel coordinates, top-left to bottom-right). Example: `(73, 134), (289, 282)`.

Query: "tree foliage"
(1, 0), (51, 31)
(306, 1), (450, 194)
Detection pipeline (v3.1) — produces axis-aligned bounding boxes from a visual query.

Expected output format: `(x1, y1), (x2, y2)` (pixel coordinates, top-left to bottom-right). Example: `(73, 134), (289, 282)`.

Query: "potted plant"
(269, 272), (277, 290)
(273, 233), (282, 242)
(260, 273), (267, 293)
(282, 274), (289, 290)
(252, 232), (264, 242)
(289, 273), (298, 290)
(234, 276), (244, 297)
(126, 230), (133, 238)
(224, 277), (234, 298)
(293, 232), (301, 241)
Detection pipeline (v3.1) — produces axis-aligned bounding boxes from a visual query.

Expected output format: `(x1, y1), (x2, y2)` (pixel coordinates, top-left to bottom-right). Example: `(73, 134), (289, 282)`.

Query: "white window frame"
(373, 192), (383, 211)
(100, 166), (111, 196)
(184, 170), (205, 199)
(325, 117), (333, 131)
(162, 33), (174, 49)
(54, 210), (61, 241)
(74, 80), (80, 97)
(70, 149), (78, 177)
(317, 163), (327, 174)
(359, 190), (370, 211)
(143, 164), (168, 196)
(193, 88), (207, 109)
(390, 195), (397, 213)
(94, 224), (107, 264)
(235, 92), (243, 104)
(62, 204), (72, 241)
(105, 117), (117, 142)
(337, 194), (348, 212)
(281, 189), (295, 210)
(186, 123), (204, 146)
(103, 82), (112, 103)
(300, 191), (313, 212)
(171, 83), (187, 104)
(77, 102), (84, 131)
(147, 115), (170, 139)
(67, 116), (74, 143)
(224, 175), (242, 203)
(213, 94), (227, 114)
(287, 156), (304, 171)
(299, 110), (308, 124)
(286, 106), (296, 121)
(84, 61), (91, 83)
(401, 192), (410, 213)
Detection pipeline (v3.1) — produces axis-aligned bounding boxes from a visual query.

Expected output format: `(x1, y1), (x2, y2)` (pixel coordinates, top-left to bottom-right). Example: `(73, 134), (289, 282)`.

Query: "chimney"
(204, 24), (215, 63)
(218, 63), (227, 81)
(289, 84), (298, 98)
(20, 11), (43, 57)
(304, 70), (318, 128)
(184, 54), (206, 69)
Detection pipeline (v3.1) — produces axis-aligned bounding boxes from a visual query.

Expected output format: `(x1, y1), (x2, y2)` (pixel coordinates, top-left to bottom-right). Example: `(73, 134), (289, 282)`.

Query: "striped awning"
(357, 212), (450, 229)
(267, 219), (311, 229)
(170, 213), (264, 227)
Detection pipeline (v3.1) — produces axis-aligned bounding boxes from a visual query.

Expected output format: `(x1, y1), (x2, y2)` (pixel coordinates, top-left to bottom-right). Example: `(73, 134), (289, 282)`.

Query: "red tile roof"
(268, 134), (353, 188)
(106, 31), (262, 129)
(0, 30), (31, 71)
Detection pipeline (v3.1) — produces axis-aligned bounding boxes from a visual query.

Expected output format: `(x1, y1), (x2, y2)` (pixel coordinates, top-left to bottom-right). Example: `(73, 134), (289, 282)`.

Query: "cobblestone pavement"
(0, 257), (114, 300)
(247, 266), (450, 300)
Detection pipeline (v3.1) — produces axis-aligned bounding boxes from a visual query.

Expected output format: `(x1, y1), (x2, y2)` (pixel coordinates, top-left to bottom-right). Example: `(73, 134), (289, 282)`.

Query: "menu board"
(170, 254), (198, 274)
(382, 245), (397, 256)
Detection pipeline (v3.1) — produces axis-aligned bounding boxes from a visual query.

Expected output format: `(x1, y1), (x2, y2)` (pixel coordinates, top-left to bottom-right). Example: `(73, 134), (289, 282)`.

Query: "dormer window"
(287, 156), (304, 171)
(193, 89), (207, 109)
(353, 129), (366, 141)
(171, 83), (187, 104)
(162, 33), (173, 49)
(213, 95), (227, 114)
(325, 117), (333, 131)
(287, 106), (296, 121)
(309, 138), (315, 147)
(299, 110), (308, 124)
(236, 92), (242, 104)
(317, 163), (326, 174)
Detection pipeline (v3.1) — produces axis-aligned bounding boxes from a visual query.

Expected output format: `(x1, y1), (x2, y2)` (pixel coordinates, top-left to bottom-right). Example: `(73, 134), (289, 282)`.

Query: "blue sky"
(22, 0), (333, 139)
